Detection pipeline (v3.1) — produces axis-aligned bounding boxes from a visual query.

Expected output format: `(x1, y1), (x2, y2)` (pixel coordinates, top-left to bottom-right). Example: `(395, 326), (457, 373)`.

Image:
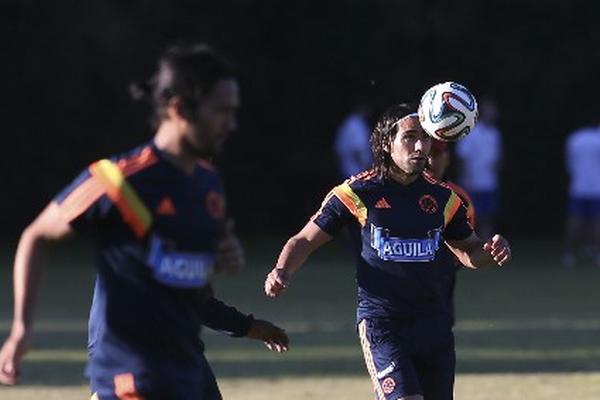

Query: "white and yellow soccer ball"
(418, 81), (478, 142)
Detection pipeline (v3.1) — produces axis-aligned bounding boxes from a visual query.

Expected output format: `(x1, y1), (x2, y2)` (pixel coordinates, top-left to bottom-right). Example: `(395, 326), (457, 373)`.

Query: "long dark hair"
(370, 103), (417, 179)
(130, 43), (236, 127)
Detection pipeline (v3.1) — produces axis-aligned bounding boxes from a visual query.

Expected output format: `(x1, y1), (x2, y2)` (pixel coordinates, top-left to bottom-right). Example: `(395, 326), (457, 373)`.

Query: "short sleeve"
(53, 167), (111, 235)
(311, 189), (355, 236)
(443, 193), (474, 241)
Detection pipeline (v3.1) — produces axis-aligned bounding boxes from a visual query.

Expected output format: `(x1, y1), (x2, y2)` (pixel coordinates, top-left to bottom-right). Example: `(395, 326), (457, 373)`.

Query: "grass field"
(1, 237), (600, 399)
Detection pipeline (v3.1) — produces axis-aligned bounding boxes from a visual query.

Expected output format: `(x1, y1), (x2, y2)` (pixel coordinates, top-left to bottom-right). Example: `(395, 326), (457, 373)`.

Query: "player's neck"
(389, 166), (420, 185)
(153, 123), (197, 174)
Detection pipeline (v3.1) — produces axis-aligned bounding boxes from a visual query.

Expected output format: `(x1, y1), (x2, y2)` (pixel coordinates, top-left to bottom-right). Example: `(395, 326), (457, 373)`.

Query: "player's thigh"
(358, 318), (422, 399)
(90, 369), (221, 400)
(414, 342), (455, 400)
(410, 315), (455, 400)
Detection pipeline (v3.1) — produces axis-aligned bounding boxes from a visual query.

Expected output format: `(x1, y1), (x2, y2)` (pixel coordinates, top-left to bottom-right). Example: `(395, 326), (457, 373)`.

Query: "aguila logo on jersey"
(370, 224), (442, 262)
(147, 235), (214, 288)
(419, 194), (438, 214)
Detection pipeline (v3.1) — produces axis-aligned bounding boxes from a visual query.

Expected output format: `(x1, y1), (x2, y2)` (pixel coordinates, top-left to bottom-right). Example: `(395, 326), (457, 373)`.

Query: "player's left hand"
(215, 220), (245, 274)
(247, 319), (289, 352)
(483, 234), (511, 266)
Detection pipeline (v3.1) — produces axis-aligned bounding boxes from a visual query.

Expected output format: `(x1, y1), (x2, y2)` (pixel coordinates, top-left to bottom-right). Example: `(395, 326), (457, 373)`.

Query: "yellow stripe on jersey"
(333, 182), (368, 227)
(89, 159), (152, 238)
(443, 191), (462, 227)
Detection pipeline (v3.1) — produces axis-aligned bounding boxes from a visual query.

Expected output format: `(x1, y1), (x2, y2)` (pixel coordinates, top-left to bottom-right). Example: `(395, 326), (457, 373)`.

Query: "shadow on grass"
(7, 326), (600, 386)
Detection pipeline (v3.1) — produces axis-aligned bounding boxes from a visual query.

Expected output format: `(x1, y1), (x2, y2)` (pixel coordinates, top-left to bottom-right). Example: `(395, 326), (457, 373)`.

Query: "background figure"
(333, 100), (374, 261)
(455, 96), (502, 240)
(563, 123), (600, 267)
(333, 101), (373, 179)
(427, 140), (476, 326)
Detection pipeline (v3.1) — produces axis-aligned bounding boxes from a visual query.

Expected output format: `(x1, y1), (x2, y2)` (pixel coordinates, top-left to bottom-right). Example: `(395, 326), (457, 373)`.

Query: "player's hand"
(264, 267), (289, 297)
(483, 234), (511, 266)
(215, 220), (245, 274)
(0, 330), (30, 385)
(247, 319), (289, 352)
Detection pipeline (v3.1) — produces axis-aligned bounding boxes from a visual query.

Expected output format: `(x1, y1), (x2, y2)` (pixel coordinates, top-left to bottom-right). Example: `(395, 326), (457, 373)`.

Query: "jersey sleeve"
(311, 182), (367, 235)
(53, 167), (111, 235)
(443, 191), (474, 241)
(310, 189), (354, 236)
(195, 293), (253, 337)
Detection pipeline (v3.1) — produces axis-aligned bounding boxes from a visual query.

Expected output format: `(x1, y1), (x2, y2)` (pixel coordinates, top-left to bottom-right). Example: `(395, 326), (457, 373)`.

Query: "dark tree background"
(3, 0), (600, 238)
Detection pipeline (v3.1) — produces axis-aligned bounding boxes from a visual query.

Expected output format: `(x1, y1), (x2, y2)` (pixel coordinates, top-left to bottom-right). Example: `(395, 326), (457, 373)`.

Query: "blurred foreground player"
(0, 43), (288, 399)
(265, 104), (510, 400)
(426, 139), (476, 325)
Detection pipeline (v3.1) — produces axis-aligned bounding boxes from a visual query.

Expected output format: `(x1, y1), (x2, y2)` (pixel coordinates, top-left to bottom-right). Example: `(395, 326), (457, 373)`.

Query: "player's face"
(186, 78), (240, 158)
(389, 116), (431, 175)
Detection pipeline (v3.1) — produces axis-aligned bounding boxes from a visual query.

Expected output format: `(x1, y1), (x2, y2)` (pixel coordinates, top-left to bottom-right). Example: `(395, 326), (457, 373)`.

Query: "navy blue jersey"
(312, 170), (473, 320)
(54, 142), (252, 379)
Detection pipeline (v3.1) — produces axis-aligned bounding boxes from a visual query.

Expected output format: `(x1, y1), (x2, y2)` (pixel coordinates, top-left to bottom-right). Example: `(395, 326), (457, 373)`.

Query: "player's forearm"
(274, 235), (316, 276)
(460, 246), (496, 269)
(11, 227), (51, 336)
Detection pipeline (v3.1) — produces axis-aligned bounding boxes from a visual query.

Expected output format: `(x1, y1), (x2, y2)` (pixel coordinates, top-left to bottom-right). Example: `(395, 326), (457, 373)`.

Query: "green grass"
(1, 237), (600, 399)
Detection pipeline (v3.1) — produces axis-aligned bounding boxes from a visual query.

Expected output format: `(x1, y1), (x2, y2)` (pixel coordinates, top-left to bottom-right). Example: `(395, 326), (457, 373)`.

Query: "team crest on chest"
(418, 194), (438, 214)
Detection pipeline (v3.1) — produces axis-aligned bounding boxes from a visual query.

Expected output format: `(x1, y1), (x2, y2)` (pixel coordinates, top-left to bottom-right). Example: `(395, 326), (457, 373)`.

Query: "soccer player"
(563, 122), (600, 267)
(455, 96), (502, 240)
(265, 104), (511, 400)
(0, 43), (288, 399)
(426, 139), (476, 325)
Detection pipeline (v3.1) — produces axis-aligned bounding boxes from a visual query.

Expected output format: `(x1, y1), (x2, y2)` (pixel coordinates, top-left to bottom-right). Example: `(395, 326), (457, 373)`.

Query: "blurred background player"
(333, 99), (373, 179)
(333, 97), (374, 260)
(455, 96), (502, 240)
(426, 139), (476, 326)
(265, 104), (511, 400)
(563, 122), (600, 267)
(0, 43), (288, 399)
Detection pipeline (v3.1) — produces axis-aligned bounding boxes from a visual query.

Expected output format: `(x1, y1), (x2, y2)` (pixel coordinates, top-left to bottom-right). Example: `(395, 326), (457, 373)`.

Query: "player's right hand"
(264, 267), (289, 297)
(0, 331), (30, 385)
(247, 319), (289, 352)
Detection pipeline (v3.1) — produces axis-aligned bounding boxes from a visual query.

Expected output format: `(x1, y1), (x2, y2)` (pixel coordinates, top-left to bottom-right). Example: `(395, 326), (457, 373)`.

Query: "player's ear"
(165, 96), (186, 121)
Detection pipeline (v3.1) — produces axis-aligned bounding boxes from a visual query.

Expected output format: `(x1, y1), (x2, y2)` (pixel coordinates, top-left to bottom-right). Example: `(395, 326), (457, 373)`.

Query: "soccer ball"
(418, 81), (478, 142)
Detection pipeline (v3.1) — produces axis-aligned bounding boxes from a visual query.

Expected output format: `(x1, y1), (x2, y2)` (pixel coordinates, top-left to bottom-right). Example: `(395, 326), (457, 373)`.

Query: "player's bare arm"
(446, 232), (511, 269)
(264, 221), (332, 297)
(0, 202), (74, 385)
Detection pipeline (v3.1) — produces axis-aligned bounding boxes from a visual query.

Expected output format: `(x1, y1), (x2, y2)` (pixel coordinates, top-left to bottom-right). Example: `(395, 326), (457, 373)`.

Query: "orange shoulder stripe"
(117, 146), (158, 177)
(443, 191), (463, 227)
(446, 181), (476, 227)
(58, 176), (105, 223)
(347, 169), (377, 184)
(90, 160), (152, 238)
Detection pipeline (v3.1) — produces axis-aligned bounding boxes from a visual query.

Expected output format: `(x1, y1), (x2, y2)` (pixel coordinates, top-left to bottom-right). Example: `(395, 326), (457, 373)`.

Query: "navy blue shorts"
(358, 314), (455, 400)
(568, 196), (600, 218)
(89, 357), (222, 400)
(469, 190), (498, 216)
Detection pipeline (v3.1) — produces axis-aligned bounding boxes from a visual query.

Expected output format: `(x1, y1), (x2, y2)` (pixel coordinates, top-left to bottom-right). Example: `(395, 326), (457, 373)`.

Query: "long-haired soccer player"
(265, 104), (510, 400)
(0, 43), (288, 399)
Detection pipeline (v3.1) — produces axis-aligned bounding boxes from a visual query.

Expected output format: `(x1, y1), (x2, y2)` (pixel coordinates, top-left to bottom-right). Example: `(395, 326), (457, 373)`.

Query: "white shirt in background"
(565, 127), (600, 197)
(334, 114), (372, 178)
(455, 121), (502, 191)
